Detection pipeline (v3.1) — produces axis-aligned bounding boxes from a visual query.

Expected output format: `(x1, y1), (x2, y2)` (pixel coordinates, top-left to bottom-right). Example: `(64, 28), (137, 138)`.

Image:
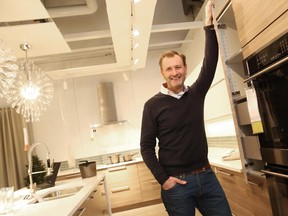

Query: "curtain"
(0, 108), (27, 190)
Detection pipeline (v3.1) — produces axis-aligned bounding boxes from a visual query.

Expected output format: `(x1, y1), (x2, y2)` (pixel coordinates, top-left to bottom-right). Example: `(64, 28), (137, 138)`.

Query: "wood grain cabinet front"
(137, 162), (161, 202)
(104, 164), (142, 211)
(231, 0), (288, 58)
(212, 166), (272, 216)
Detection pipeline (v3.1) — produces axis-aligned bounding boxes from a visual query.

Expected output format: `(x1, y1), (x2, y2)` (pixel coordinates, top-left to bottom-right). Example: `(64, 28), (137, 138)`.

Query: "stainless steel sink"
(42, 186), (83, 201)
(29, 186), (84, 203)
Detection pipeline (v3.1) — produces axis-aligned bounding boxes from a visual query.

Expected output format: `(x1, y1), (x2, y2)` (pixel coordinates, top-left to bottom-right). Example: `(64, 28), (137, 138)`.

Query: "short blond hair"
(159, 51), (187, 70)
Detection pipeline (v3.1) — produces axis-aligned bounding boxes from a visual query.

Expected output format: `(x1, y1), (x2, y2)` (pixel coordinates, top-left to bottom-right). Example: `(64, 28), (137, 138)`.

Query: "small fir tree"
(24, 155), (47, 186)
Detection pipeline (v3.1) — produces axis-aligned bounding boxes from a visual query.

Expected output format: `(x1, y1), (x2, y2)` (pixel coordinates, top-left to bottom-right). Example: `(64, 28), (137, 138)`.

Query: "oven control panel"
(244, 32), (288, 76)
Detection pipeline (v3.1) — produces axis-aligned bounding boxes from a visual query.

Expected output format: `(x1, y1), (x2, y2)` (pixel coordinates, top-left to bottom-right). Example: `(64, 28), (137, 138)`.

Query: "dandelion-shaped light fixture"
(5, 43), (54, 122)
(0, 40), (18, 97)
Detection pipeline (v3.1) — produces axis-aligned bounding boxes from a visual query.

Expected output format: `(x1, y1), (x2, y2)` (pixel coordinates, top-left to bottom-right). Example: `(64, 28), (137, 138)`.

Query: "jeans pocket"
(162, 182), (179, 192)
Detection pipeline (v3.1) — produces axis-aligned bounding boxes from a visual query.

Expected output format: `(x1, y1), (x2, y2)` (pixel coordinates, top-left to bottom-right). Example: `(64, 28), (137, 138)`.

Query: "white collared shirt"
(160, 83), (188, 99)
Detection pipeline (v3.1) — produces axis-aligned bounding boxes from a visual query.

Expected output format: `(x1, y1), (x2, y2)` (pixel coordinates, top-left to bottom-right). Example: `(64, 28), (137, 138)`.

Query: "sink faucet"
(27, 142), (53, 192)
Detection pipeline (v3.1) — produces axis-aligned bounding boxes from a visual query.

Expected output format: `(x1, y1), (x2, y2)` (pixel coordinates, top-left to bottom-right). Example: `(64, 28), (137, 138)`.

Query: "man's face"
(161, 55), (187, 93)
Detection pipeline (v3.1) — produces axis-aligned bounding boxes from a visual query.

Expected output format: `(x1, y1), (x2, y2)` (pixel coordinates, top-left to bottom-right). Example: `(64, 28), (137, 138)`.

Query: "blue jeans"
(161, 168), (232, 216)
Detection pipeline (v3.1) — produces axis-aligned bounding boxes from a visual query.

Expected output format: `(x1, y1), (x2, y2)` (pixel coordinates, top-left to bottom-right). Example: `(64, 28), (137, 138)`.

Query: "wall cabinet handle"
(218, 170), (233, 176)
(111, 186), (130, 193)
(108, 166), (127, 172)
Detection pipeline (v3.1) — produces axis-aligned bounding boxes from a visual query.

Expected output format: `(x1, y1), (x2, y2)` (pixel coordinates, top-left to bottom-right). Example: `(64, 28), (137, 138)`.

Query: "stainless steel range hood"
(93, 82), (126, 128)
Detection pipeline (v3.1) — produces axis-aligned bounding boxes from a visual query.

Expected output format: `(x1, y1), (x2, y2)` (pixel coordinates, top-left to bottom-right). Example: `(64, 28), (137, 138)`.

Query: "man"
(140, 1), (232, 215)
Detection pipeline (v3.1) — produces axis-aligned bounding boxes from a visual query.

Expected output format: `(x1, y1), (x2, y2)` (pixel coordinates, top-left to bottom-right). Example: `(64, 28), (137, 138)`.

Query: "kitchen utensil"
(109, 154), (120, 164)
(79, 160), (96, 178)
(123, 153), (137, 162)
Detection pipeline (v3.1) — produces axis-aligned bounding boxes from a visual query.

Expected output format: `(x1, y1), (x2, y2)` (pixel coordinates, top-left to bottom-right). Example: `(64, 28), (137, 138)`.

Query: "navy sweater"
(140, 27), (219, 185)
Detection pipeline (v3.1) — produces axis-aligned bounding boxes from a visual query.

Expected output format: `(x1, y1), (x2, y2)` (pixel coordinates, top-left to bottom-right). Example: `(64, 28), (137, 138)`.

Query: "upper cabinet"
(231, 0), (288, 58)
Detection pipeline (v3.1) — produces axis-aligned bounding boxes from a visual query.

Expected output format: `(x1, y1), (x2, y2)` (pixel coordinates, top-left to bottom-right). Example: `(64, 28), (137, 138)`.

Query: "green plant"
(24, 155), (47, 186)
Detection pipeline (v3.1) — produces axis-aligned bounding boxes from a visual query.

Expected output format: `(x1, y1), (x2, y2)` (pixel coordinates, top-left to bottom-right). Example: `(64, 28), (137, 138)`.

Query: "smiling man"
(140, 1), (232, 215)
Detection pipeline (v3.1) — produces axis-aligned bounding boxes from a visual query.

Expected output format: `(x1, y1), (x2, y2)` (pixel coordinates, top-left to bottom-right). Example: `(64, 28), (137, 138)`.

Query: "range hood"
(92, 82), (126, 128)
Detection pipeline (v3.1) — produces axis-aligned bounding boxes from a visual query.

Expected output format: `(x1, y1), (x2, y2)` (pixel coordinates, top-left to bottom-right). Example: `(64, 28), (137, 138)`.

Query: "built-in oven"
(244, 31), (288, 216)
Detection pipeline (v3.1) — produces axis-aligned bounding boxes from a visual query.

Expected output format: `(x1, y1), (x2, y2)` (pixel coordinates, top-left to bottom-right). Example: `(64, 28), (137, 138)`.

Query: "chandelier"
(5, 43), (54, 122)
(0, 40), (18, 98)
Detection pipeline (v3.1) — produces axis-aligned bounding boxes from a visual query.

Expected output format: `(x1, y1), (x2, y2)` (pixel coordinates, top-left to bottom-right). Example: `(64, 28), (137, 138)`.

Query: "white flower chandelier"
(0, 40), (18, 98)
(5, 43), (54, 122)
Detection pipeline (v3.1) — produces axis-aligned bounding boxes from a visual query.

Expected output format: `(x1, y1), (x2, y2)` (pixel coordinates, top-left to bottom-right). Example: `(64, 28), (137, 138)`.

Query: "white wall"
(23, 29), (234, 164)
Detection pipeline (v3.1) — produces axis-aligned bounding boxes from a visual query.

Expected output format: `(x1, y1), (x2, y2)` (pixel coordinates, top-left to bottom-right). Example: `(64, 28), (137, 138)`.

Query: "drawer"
(235, 101), (251, 125)
(241, 136), (262, 160)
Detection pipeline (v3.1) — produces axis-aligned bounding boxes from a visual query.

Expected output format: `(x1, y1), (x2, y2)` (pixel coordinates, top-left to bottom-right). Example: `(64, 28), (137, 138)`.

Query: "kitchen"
(0, 0), (288, 215)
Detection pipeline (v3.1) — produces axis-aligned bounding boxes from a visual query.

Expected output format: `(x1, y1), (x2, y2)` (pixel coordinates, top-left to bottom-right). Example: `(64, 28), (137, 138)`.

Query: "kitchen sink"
(29, 186), (84, 203)
(42, 186), (83, 201)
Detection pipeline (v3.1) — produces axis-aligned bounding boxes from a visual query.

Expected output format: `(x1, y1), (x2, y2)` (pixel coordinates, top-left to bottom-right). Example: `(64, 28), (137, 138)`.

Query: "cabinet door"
(105, 164), (142, 209)
(231, 0), (288, 48)
(79, 184), (107, 216)
(213, 166), (272, 216)
(137, 162), (161, 202)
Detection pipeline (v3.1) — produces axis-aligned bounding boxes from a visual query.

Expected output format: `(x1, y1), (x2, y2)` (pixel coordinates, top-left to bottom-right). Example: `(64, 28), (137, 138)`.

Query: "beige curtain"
(0, 108), (27, 190)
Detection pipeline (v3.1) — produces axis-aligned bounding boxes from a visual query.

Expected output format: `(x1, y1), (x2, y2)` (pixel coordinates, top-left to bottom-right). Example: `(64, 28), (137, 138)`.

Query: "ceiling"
(0, 0), (205, 80)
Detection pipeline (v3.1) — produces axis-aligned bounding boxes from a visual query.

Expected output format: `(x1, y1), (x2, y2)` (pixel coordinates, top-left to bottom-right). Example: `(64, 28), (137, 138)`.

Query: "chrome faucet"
(27, 142), (53, 192)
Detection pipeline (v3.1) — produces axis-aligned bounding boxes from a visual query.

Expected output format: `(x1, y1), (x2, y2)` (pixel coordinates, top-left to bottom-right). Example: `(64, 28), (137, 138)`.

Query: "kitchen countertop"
(58, 147), (243, 177)
(208, 147), (242, 173)
(8, 148), (241, 215)
(10, 173), (109, 216)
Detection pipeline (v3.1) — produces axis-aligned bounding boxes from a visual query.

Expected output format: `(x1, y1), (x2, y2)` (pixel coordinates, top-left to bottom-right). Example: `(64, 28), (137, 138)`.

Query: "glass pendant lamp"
(5, 43), (54, 122)
(0, 40), (18, 98)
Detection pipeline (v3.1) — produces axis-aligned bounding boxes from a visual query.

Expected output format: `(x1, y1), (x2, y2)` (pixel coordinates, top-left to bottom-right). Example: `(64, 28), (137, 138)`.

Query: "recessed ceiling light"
(133, 0), (141, 3)
(133, 58), (139, 65)
(134, 42), (139, 49)
(132, 29), (140, 37)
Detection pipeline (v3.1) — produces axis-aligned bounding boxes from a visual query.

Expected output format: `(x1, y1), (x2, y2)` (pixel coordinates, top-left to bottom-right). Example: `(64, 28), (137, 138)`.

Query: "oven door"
(253, 62), (288, 150)
(262, 165), (288, 216)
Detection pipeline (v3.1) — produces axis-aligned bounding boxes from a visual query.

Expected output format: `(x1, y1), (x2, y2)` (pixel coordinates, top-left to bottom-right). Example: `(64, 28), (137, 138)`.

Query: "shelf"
(216, 2), (237, 30)
(225, 49), (243, 64)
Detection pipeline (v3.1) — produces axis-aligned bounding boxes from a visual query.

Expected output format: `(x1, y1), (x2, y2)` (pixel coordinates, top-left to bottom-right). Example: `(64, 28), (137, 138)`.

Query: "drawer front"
(137, 162), (161, 201)
(105, 164), (142, 208)
(235, 101), (250, 125)
(241, 136), (262, 160)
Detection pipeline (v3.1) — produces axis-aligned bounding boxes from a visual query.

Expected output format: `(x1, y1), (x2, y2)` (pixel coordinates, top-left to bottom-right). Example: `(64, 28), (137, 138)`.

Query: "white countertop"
(10, 174), (106, 216)
(208, 147), (242, 173)
(9, 148), (242, 215)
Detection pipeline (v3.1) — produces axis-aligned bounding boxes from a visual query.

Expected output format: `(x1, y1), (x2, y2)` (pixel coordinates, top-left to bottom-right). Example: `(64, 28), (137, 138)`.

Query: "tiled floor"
(112, 203), (202, 216)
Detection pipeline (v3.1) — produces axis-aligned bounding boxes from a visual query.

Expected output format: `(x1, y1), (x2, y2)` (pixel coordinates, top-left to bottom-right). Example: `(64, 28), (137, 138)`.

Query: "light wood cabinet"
(137, 162), (161, 202)
(104, 164), (142, 211)
(231, 0), (288, 59)
(231, 0), (288, 50)
(212, 166), (272, 216)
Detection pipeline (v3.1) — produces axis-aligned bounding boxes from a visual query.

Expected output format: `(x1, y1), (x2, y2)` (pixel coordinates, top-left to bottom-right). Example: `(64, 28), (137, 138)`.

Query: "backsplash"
(207, 136), (238, 148)
(59, 136), (238, 171)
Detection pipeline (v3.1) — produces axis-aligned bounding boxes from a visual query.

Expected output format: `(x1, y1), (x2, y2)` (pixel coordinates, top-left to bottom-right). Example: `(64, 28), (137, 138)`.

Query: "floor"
(112, 203), (202, 216)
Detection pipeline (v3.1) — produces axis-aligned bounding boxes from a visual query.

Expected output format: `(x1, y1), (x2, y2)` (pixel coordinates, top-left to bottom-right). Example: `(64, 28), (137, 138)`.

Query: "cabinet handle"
(150, 180), (158, 185)
(111, 186), (130, 193)
(218, 170), (233, 176)
(108, 166), (127, 172)
(247, 181), (260, 186)
(87, 190), (97, 199)
(73, 208), (86, 216)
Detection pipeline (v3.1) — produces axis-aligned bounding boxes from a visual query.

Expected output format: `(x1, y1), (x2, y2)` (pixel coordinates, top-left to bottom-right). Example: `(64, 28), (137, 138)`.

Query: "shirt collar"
(160, 83), (188, 99)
